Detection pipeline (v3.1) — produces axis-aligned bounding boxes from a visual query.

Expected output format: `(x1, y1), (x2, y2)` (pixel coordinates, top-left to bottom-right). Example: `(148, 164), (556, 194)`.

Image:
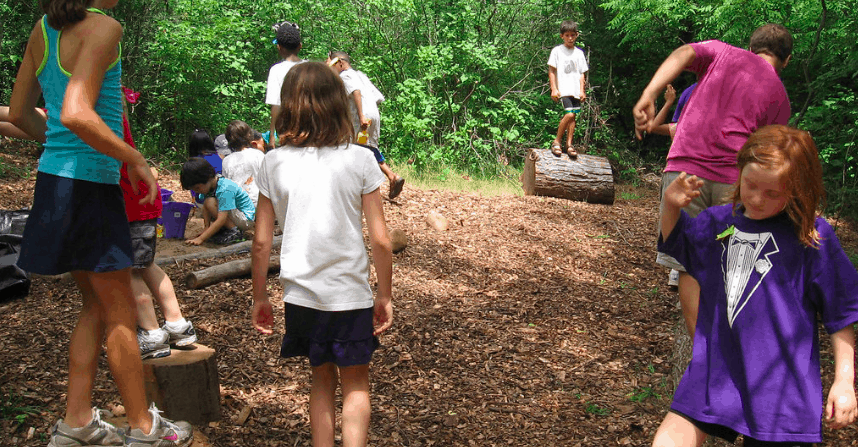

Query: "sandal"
(567, 146), (578, 159)
(551, 142), (563, 156)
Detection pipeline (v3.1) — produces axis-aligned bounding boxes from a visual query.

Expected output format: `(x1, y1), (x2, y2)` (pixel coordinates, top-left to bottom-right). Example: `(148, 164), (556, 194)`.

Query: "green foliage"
(0, 390), (41, 432)
(628, 386), (662, 403)
(584, 402), (611, 416)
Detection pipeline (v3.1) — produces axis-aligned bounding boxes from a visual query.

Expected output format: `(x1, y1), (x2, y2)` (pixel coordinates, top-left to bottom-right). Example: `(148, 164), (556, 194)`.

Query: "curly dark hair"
(274, 21), (301, 50)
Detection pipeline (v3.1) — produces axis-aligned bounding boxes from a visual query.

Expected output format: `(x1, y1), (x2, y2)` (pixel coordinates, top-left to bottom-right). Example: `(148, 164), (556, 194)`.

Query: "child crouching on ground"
(654, 125), (858, 446)
(180, 158), (255, 245)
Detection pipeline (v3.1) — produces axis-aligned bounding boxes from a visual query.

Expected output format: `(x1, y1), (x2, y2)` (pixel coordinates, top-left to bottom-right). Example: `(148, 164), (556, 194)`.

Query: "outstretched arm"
(826, 324), (857, 429)
(633, 45), (696, 140)
(660, 172), (703, 240)
(250, 194), (276, 334)
(362, 189), (393, 335)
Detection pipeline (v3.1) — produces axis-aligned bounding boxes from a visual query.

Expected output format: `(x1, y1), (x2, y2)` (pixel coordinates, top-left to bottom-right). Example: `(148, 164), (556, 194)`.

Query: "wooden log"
(142, 344), (221, 425)
(154, 235), (283, 266)
(522, 148), (615, 205)
(184, 255), (280, 289)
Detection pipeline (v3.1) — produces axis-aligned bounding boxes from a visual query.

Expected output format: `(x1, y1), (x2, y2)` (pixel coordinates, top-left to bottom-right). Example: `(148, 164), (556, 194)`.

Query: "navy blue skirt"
(281, 303), (379, 367)
(17, 172), (132, 275)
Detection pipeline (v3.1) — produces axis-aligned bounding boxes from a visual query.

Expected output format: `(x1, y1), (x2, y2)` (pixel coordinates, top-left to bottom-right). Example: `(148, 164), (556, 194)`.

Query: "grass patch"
(391, 161), (524, 197)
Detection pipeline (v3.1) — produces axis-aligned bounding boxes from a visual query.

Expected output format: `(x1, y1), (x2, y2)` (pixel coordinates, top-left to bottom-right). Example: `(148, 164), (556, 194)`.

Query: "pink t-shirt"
(666, 40), (790, 184)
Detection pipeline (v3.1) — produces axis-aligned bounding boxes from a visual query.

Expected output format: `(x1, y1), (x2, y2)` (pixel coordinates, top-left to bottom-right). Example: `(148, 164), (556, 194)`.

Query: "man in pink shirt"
(632, 24), (793, 339)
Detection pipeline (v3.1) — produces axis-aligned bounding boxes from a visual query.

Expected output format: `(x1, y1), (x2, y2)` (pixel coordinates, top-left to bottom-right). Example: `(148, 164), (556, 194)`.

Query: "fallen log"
(155, 236), (283, 266)
(184, 255), (280, 289)
(522, 148), (615, 205)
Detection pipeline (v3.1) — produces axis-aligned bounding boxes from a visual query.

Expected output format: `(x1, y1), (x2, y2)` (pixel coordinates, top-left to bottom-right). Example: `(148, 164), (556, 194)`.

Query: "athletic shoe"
(48, 407), (124, 446)
(124, 404), (193, 447)
(137, 327), (171, 360)
(162, 321), (197, 347)
(389, 176), (405, 199)
(210, 227), (242, 245)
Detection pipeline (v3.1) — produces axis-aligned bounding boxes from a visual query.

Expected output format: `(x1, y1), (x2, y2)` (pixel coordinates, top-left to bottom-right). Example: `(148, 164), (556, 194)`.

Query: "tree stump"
(522, 148), (615, 205)
(142, 344), (221, 425)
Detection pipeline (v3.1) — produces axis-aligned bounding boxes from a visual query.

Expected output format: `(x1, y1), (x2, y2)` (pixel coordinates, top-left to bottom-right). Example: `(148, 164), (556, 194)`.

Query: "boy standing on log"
(548, 19), (588, 158)
(632, 24), (793, 340)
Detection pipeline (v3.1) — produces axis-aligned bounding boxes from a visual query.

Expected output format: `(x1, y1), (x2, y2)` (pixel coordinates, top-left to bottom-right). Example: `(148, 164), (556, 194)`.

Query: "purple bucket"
(162, 202), (194, 239)
(157, 189), (173, 225)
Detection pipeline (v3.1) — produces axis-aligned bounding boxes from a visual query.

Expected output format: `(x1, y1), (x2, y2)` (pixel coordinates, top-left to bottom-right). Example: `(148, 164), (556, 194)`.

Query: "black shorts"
(17, 172), (132, 275)
(129, 219), (157, 269)
(670, 410), (813, 447)
(560, 96), (582, 113)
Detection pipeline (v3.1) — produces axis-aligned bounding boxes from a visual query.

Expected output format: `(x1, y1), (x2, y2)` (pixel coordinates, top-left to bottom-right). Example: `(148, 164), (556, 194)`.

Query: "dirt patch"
(2, 139), (857, 446)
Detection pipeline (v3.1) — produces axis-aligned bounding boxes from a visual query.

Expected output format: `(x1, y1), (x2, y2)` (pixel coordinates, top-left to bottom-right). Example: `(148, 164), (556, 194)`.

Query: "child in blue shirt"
(180, 158), (255, 245)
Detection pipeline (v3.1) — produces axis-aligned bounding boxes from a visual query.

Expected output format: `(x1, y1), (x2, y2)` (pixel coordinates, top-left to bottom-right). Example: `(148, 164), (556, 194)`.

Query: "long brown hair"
(275, 61), (354, 148)
(731, 125), (825, 247)
(42, 0), (93, 29)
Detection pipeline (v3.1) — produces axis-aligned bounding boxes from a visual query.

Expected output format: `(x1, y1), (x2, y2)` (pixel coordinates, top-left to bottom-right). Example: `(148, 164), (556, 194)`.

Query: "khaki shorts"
(656, 171), (734, 271)
(229, 208), (255, 232)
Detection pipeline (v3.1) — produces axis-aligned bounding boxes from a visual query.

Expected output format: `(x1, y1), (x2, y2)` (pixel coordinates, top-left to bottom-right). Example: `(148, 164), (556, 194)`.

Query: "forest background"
(1, 0), (856, 219)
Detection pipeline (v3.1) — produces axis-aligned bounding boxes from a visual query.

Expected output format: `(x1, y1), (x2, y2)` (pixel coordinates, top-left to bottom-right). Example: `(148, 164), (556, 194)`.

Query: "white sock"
(164, 318), (188, 332)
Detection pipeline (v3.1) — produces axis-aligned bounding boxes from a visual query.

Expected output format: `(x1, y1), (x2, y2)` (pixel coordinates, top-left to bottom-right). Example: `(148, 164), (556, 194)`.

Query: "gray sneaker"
(162, 321), (197, 347)
(124, 404), (193, 447)
(137, 327), (171, 360)
(48, 407), (124, 446)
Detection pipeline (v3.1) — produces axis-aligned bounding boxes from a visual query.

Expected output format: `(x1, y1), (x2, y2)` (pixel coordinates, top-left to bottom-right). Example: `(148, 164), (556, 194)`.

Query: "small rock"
(391, 229), (408, 253)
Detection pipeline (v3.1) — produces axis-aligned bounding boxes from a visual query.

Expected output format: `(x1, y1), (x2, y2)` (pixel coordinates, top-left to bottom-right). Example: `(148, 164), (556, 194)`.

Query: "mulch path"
(1, 139), (857, 446)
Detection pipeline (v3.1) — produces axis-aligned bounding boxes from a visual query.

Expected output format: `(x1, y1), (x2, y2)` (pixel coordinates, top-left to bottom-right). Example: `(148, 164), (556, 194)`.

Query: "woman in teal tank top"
(8, 1), (193, 445)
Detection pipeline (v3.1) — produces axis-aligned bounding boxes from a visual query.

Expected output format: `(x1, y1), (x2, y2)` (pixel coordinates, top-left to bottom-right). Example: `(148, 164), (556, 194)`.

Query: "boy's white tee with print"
(547, 44), (588, 99)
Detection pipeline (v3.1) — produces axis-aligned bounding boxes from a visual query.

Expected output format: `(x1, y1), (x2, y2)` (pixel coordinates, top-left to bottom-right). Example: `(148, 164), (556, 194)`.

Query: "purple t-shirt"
(671, 83), (697, 123)
(659, 205), (858, 442)
(666, 41), (791, 184)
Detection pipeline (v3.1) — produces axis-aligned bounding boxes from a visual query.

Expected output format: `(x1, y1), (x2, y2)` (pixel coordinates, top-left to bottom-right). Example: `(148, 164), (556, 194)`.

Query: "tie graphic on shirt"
(721, 229), (779, 327)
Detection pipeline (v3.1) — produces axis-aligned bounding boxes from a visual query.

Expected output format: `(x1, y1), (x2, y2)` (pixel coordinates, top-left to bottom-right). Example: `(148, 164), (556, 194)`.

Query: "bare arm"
(650, 85), (677, 137)
(251, 194), (275, 334)
(548, 65), (560, 101)
(633, 44), (696, 140)
(660, 172), (703, 241)
(579, 71), (587, 101)
(352, 90), (369, 130)
(362, 189), (393, 335)
(826, 324), (857, 429)
(269, 105), (280, 150)
(1, 106), (46, 141)
(8, 23), (47, 143)
(187, 208), (230, 245)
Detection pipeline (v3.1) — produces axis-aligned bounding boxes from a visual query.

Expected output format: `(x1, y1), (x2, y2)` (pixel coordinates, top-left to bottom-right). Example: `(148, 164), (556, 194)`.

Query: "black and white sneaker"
(137, 327), (171, 360)
(163, 321), (197, 347)
(210, 227), (242, 245)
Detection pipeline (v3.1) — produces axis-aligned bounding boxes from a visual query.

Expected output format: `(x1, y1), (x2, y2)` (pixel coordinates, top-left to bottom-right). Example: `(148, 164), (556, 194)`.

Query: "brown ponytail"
(41, 0), (93, 30)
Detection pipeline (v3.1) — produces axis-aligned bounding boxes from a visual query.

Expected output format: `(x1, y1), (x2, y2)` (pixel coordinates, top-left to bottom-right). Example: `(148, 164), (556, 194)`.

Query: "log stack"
(522, 148), (615, 205)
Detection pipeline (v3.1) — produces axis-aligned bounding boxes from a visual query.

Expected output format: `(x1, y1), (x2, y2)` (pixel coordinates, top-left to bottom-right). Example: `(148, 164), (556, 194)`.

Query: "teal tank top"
(35, 9), (123, 184)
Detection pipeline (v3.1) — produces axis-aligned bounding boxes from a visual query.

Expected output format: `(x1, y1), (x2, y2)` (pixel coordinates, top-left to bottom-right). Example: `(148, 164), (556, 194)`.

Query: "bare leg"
(678, 272), (701, 339)
(310, 363), (338, 447)
(131, 270), (160, 331)
(70, 270), (153, 433)
(202, 196), (235, 229)
(565, 113), (577, 149)
(378, 162), (398, 183)
(651, 412), (706, 447)
(339, 364), (371, 447)
(554, 113), (576, 148)
(139, 264), (183, 323)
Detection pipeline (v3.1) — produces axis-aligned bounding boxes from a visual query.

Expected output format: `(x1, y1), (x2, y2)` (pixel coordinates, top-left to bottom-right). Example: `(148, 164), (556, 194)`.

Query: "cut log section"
(522, 148), (615, 205)
(142, 344), (221, 425)
(184, 255), (280, 289)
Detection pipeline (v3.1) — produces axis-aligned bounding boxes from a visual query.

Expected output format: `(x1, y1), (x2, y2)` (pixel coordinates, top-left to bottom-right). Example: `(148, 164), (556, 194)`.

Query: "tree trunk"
(142, 344), (221, 425)
(522, 148), (615, 205)
(184, 255), (280, 289)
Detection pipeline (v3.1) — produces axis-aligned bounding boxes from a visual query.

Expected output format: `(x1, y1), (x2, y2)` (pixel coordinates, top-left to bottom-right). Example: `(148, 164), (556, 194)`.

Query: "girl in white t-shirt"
(251, 61), (393, 447)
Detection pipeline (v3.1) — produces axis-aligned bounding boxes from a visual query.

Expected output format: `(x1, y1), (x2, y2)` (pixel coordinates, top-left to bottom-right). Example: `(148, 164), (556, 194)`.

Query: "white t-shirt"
(339, 69), (385, 147)
(265, 59), (304, 106)
(256, 144), (386, 311)
(547, 45), (588, 99)
(222, 148), (265, 207)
